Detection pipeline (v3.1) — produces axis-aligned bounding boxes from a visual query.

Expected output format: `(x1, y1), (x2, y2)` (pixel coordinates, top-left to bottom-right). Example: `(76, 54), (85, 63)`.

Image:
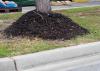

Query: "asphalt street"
(22, 1), (100, 13)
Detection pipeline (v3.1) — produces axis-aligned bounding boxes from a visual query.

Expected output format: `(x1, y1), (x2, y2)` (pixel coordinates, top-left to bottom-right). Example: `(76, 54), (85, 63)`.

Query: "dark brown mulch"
(4, 10), (89, 40)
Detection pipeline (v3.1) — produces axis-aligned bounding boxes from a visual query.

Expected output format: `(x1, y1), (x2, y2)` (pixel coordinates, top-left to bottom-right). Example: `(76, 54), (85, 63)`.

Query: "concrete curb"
(0, 41), (100, 71)
(23, 53), (100, 71)
(0, 58), (16, 71)
(12, 41), (100, 71)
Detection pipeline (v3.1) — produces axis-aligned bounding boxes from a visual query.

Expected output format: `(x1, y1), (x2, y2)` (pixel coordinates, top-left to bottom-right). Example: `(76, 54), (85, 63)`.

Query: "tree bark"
(36, 0), (51, 13)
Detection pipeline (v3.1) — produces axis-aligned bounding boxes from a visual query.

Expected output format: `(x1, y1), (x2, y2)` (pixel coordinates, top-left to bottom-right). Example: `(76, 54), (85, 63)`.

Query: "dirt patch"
(4, 10), (89, 40)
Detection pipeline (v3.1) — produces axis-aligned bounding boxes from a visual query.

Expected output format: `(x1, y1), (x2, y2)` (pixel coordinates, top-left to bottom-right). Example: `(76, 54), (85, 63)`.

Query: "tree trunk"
(36, 0), (51, 13)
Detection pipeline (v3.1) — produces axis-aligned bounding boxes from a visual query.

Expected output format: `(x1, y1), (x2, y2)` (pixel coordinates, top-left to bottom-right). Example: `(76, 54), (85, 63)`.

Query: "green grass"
(0, 6), (100, 57)
(0, 13), (23, 20)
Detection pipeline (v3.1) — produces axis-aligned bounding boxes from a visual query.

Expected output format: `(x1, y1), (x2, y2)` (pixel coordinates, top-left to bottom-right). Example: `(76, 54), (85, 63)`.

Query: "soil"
(4, 10), (89, 40)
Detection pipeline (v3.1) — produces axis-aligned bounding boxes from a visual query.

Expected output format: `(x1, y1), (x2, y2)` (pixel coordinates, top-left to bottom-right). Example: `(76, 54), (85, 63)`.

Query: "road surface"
(22, 1), (100, 13)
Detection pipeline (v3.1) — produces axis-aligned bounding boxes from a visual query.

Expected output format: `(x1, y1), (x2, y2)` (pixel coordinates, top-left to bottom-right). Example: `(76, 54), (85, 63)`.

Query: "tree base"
(4, 10), (89, 40)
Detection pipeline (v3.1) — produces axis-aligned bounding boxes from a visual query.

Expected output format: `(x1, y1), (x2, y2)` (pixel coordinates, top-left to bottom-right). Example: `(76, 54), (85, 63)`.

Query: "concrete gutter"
(0, 41), (100, 71)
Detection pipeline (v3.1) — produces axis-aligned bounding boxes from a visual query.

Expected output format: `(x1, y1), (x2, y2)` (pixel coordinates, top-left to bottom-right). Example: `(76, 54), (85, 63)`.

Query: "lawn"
(0, 6), (100, 57)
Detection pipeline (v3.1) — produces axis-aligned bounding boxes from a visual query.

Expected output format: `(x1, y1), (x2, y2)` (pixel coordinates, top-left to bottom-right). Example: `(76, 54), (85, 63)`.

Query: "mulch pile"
(4, 10), (89, 40)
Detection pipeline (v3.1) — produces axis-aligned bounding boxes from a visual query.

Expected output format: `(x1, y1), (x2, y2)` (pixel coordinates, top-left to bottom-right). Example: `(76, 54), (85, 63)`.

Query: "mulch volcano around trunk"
(4, 10), (89, 40)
